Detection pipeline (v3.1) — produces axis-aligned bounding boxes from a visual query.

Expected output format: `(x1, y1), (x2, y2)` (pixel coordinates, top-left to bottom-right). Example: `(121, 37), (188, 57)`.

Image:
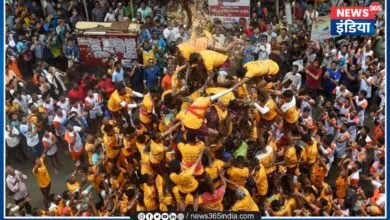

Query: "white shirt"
(6, 170), (28, 200)
(67, 126), (83, 152)
(85, 93), (102, 112)
(359, 76), (374, 98)
(300, 100), (312, 117)
(8, 33), (16, 47)
(376, 194), (386, 207)
(213, 34), (226, 46)
(350, 171), (359, 181)
(360, 48), (373, 69)
(104, 12), (116, 22)
(43, 98), (56, 125)
(42, 132), (58, 156)
(334, 87), (351, 109)
(173, 33), (189, 42)
(378, 88), (385, 110)
(281, 96), (296, 113)
(19, 123), (40, 147)
(70, 104), (84, 117)
(53, 110), (67, 136)
(357, 131), (372, 144)
(354, 96), (368, 118)
(163, 27), (179, 43)
(43, 69), (58, 90)
(283, 72), (302, 91)
(371, 179), (382, 189)
(255, 42), (271, 60)
(5, 127), (20, 147)
(57, 98), (71, 112)
(263, 31), (277, 43)
(115, 7), (125, 21)
(14, 94), (31, 114)
(28, 96), (44, 109)
(304, 10), (319, 26)
(85, 93), (102, 119)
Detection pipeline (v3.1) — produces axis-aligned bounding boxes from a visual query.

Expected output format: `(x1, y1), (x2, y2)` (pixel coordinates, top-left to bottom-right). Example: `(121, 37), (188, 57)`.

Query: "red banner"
(76, 33), (138, 68)
(209, 5), (250, 17)
(208, 0), (250, 26)
(330, 6), (376, 19)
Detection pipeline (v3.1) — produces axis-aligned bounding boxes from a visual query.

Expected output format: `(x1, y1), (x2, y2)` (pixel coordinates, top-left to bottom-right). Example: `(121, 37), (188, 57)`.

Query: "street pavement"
(6, 143), (76, 209)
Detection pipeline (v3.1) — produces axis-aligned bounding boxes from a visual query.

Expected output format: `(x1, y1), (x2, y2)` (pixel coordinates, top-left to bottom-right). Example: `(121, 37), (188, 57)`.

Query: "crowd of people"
(5, 0), (386, 217)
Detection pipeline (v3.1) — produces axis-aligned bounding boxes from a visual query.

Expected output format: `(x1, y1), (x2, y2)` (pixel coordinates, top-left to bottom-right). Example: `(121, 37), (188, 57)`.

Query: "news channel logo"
(136, 212), (185, 220)
(330, 2), (382, 36)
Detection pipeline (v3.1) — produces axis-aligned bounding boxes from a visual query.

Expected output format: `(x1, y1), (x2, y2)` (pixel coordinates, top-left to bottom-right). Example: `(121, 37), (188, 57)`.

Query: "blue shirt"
(325, 68), (341, 93)
(139, 29), (152, 43)
(157, 38), (167, 53)
(341, 70), (359, 93)
(131, 67), (145, 92)
(250, 34), (261, 44)
(11, 120), (20, 131)
(221, 150), (233, 162)
(112, 68), (124, 84)
(32, 43), (45, 59)
(242, 45), (257, 64)
(56, 24), (70, 42)
(16, 41), (28, 53)
(337, 54), (348, 68)
(144, 66), (161, 90)
(63, 45), (81, 60)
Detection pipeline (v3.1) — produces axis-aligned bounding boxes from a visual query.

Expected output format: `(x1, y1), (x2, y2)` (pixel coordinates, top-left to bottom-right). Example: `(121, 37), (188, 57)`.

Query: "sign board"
(208, 0), (250, 27)
(75, 22), (139, 68)
(329, 5), (379, 36)
(310, 15), (332, 41)
(77, 34), (137, 68)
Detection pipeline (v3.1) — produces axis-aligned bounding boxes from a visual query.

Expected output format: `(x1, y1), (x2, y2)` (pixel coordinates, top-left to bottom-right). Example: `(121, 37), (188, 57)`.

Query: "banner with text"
(208, 0), (250, 27)
(311, 15), (332, 41)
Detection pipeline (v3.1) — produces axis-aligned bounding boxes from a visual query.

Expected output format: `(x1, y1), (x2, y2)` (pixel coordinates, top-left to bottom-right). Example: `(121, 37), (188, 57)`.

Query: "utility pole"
(286, 1), (292, 25)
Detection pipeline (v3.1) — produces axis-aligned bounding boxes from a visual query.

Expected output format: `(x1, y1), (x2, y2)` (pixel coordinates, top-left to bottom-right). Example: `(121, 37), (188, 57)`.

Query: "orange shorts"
(70, 149), (84, 161)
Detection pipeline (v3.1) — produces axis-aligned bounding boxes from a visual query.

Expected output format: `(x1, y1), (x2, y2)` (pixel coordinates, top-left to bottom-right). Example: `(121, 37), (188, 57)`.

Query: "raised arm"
(219, 170), (227, 190)
(131, 90), (144, 98)
(293, 192), (318, 211)
(253, 102), (270, 114)
(127, 190), (140, 210)
(210, 88), (234, 102)
(120, 101), (139, 110)
(223, 178), (241, 190)
(305, 67), (320, 80)
(160, 121), (181, 137)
